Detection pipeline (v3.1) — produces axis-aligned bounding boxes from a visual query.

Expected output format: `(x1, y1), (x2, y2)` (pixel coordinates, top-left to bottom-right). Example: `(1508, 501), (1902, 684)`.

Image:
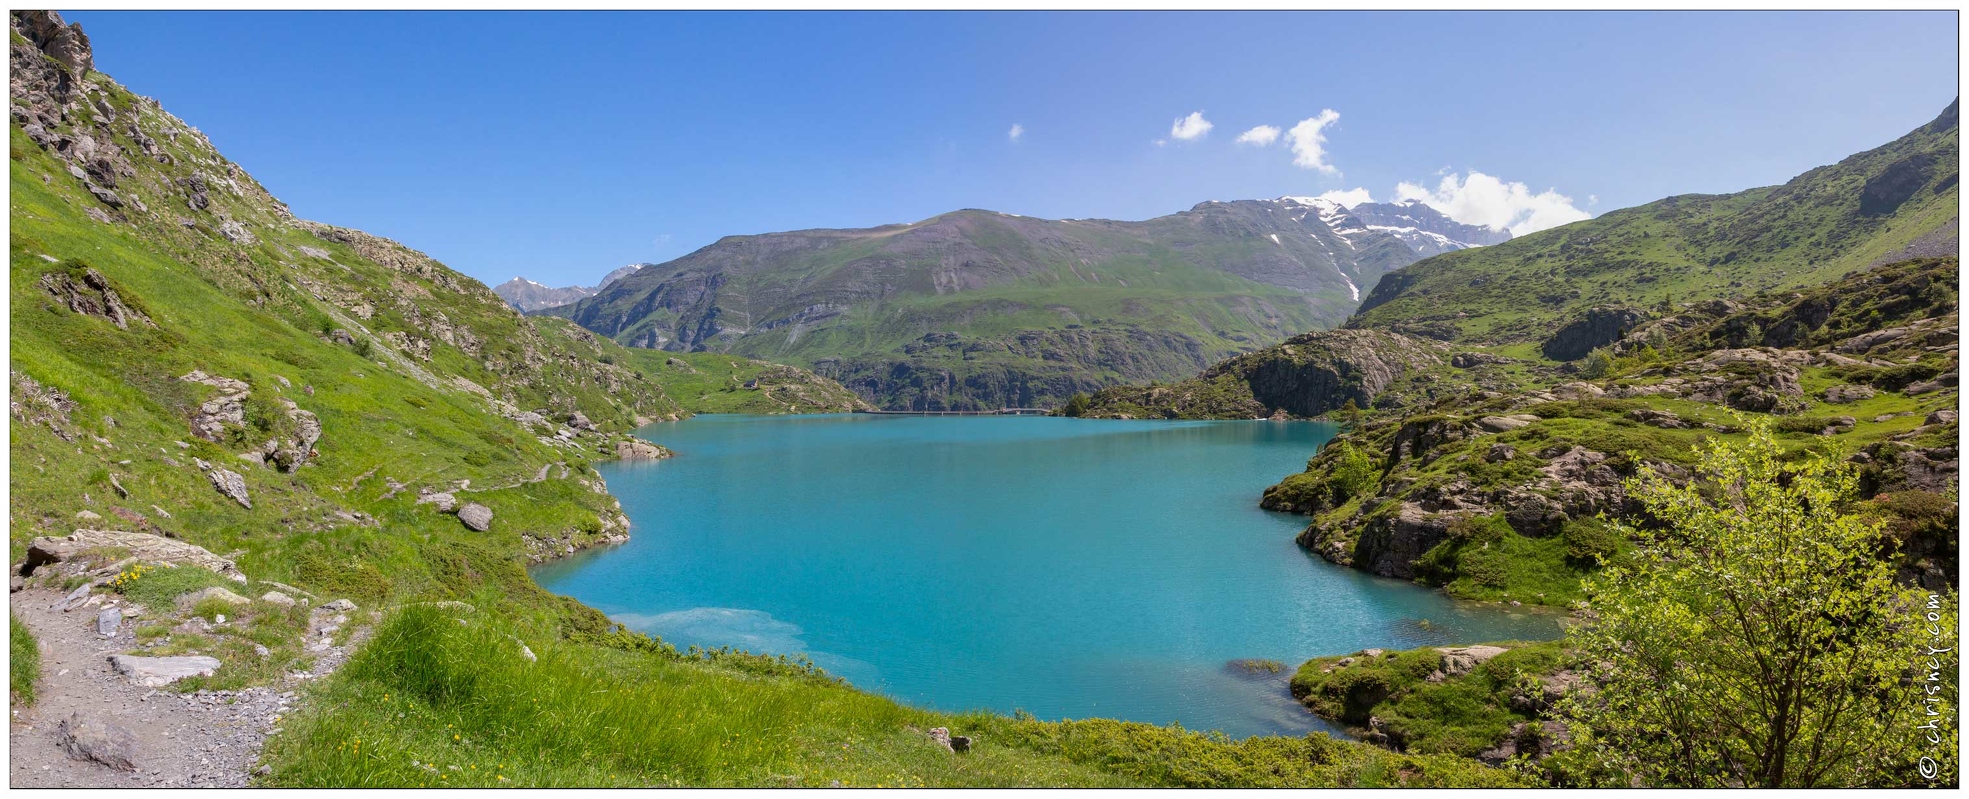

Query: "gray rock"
(259, 591), (296, 608)
(207, 467), (251, 508)
(96, 606), (122, 637)
(1475, 416), (1529, 433)
(615, 439), (668, 460)
(1436, 645), (1510, 676)
(107, 654), (221, 687)
(177, 586), (250, 608)
(23, 529), (245, 581)
(1821, 384), (1877, 403)
(53, 581), (92, 612)
(321, 598), (357, 612)
(457, 502), (493, 532)
(417, 491), (459, 513)
(1628, 408), (1690, 429)
(1927, 409), (1958, 426)
(1542, 306), (1647, 361)
(1484, 444), (1516, 463)
(218, 219), (256, 245)
(57, 713), (137, 772)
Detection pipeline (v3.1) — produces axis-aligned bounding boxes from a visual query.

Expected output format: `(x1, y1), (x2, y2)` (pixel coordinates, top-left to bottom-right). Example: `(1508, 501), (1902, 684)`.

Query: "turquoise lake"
(533, 413), (1561, 738)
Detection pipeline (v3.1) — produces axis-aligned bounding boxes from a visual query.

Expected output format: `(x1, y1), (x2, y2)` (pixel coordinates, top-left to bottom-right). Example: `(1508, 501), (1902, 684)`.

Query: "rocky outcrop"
(1541, 306), (1646, 361)
(1077, 328), (1448, 419)
(12, 11), (91, 80)
(11, 370), (78, 441)
(40, 266), (152, 329)
(22, 530), (245, 582)
(178, 371), (320, 471)
(614, 439), (670, 460)
(180, 371), (250, 441)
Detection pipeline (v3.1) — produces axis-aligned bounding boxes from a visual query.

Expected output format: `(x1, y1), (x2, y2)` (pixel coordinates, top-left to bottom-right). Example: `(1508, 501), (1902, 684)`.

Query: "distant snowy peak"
(1346, 200), (1512, 256)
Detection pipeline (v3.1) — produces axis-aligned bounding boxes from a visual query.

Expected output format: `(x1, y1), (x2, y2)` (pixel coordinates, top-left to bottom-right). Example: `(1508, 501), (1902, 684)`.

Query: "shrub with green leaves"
(1556, 421), (1959, 787)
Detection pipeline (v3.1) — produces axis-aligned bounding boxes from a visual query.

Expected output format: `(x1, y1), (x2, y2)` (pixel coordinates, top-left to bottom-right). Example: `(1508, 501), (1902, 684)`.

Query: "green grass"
(1412, 515), (1601, 606)
(261, 606), (1525, 788)
(616, 350), (863, 415)
(11, 613), (39, 706)
(108, 562), (233, 610)
(1291, 640), (1568, 758)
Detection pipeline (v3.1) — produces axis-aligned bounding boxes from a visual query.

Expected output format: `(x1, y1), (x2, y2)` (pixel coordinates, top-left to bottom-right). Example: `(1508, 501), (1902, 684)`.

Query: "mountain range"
(492, 263), (648, 312)
(536, 197), (1509, 409)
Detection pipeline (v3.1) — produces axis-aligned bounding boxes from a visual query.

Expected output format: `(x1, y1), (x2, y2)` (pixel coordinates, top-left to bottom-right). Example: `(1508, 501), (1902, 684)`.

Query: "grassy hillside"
(551, 199), (1433, 411)
(1348, 100), (1959, 349)
(1265, 258), (1958, 602)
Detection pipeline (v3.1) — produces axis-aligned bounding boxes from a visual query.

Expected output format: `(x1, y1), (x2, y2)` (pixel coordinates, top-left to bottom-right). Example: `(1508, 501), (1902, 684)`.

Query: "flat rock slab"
(24, 529), (246, 582)
(107, 654), (221, 688)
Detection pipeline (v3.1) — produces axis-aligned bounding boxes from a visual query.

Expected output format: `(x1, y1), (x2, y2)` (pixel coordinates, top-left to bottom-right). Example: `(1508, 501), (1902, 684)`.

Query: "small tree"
(1058, 392), (1092, 418)
(1334, 398), (1364, 428)
(1557, 421), (1957, 787)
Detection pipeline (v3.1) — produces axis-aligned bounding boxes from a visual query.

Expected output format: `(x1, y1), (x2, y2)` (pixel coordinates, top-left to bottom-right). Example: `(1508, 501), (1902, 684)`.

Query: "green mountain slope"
(6, 12), (1521, 788)
(550, 199), (1437, 410)
(1348, 100), (1959, 352)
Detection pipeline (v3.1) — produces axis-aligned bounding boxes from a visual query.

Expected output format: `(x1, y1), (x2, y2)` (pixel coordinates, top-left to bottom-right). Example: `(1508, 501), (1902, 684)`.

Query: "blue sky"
(67, 11), (1958, 287)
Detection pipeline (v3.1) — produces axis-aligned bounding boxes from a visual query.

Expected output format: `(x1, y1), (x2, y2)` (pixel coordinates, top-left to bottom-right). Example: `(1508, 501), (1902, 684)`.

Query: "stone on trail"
(57, 713), (139, 771)
(321, 598), (357, 612)
(457, 502), (493, 531)
(108, 654), (221, 687)
(97, 606), (123, 637)
(53, 582), (93, 612)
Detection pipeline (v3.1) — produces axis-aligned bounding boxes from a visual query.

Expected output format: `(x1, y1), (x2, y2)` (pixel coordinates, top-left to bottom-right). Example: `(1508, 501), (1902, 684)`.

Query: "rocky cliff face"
(1069, 328), (1450, 420)
(1540, 306), (1646, 361)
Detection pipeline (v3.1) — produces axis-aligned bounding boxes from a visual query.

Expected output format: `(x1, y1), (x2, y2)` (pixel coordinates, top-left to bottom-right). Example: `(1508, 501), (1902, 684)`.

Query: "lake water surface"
(533, 414), (1560, 738)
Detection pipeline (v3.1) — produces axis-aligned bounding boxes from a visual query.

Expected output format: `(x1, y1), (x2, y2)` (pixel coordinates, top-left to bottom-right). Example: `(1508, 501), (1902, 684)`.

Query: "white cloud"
(1286, 109), (1342, 173)
(1152, 138), (1167, 147)
(1394, 171), (1592, 236)
(1235, 125), (1280, 146)
(1315, 187), (1374, 208)
(1007, 123), (1024, 142)
(1170, 111), (1214, 141)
